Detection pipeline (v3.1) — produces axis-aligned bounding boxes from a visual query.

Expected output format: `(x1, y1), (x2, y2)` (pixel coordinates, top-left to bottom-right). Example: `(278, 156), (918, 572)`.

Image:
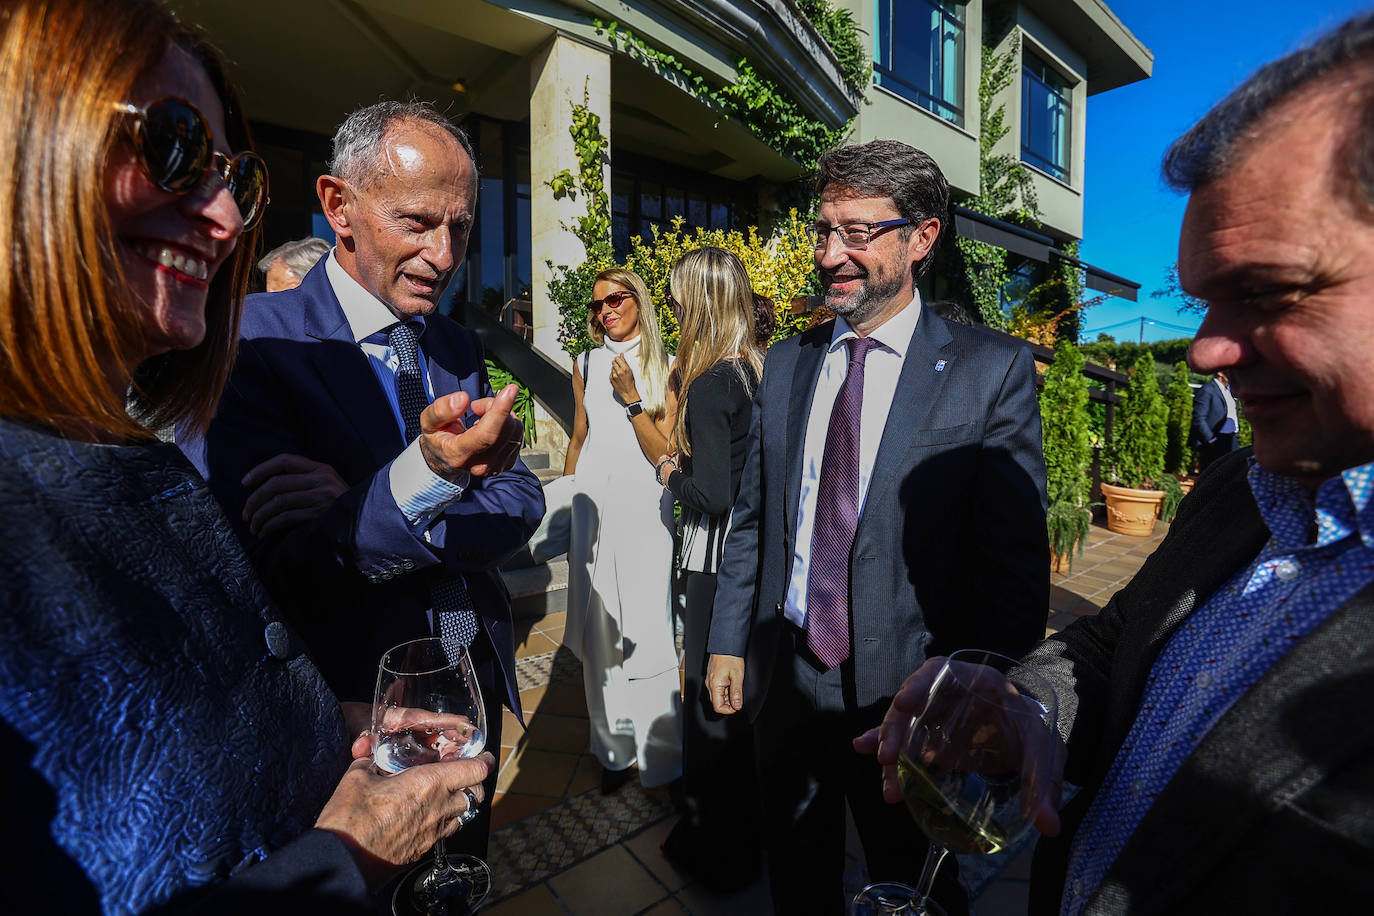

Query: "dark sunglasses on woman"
(589, 290), (635, 314)
(114, 96), (270, 229)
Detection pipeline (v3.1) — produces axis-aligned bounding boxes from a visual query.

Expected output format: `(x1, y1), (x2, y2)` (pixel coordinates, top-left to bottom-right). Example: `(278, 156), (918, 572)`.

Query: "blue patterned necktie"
(386, 321), (479, 650)
(806, 336), (878, 669)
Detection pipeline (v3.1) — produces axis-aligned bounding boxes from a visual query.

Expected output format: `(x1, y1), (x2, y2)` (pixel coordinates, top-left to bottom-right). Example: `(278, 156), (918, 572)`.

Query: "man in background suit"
(1190, 369), (1238, 469)
(864, 14), (1374, 914)
(191, 101), (544, 857)
(706, 139), (1049, 913)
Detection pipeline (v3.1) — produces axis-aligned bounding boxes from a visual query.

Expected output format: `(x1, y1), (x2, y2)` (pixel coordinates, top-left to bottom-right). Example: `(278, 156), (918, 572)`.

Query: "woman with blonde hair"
(0, 1), (492, 910)
(653, 246), (764, 890)
(561, 266), (681, 794)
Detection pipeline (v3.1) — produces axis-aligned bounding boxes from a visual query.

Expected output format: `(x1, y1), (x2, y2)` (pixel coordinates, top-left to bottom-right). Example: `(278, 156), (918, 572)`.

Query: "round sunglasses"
(114, 97), (270, 229)
(589, 290), (636, 314)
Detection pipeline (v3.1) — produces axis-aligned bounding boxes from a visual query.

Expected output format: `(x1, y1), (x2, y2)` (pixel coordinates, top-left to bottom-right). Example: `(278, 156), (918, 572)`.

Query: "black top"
(667, 359), (758, 517)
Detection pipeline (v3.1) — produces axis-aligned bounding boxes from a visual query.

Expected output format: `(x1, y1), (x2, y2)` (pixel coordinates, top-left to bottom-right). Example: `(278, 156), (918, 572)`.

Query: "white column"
(529, 35), (611, 365)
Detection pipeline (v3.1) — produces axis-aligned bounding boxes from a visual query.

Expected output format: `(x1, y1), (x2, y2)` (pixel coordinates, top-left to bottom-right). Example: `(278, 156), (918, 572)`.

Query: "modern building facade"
(168, 0), (1151, 438)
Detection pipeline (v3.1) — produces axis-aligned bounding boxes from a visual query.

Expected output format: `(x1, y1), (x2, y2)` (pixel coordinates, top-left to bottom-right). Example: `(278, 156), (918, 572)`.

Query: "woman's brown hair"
(0, 0), (257, 439)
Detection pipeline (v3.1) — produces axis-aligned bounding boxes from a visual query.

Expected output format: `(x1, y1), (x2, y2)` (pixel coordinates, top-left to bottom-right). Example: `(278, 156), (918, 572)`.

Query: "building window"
(609, 150), (745, 260)
(1021, 50), (1072, 182)
(874, 0), (965, 127)
(999, 257), (1047, 318)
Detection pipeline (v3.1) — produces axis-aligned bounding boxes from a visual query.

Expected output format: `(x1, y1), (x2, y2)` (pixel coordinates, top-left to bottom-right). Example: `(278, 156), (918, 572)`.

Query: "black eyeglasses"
(810, 218), (911, 250)
(589, 290), (636, 314)
(114, 97), (270, 229)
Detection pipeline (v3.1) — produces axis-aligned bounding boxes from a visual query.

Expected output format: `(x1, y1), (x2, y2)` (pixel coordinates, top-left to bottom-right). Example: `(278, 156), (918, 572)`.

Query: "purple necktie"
(807, 336), (878, 669)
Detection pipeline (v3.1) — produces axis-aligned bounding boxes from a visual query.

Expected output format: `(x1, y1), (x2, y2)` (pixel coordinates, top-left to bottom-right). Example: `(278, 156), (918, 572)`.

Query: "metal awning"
(950, 205), (1140, 302)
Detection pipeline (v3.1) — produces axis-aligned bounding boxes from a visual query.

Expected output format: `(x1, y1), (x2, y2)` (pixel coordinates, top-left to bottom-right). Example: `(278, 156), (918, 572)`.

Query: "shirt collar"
(828, 293), (922, 358)
(325, 249), (424, 344)
(1248, 457), (1374, 551)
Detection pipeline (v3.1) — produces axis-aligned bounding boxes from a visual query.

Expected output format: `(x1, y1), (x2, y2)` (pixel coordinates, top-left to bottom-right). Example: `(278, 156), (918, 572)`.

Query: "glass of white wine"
(853, 649), (1059, 916)
(373, 637), (490, 916)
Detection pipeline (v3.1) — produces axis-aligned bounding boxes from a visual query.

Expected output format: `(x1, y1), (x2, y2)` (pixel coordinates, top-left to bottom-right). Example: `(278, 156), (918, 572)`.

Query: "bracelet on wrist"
(655, 457), (675, 486)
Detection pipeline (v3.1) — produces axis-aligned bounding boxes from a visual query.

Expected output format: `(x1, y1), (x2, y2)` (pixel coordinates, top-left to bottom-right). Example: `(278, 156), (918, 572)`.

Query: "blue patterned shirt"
(1062, 459), (1374, 915)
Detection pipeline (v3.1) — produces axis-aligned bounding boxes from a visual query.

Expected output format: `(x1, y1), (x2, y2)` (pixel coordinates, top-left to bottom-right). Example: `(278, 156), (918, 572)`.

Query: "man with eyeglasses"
(705, 139), (1049, 914)
(187, 101), (544, 861)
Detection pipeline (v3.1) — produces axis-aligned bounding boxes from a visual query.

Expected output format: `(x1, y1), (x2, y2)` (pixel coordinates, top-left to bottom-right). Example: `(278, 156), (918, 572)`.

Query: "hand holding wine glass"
(852, 650), (1062, 916)
(370, 636), (492, 915)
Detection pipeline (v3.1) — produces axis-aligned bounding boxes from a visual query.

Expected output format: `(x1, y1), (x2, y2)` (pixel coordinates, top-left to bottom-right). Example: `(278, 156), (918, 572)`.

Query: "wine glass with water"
(853, 649), (1059, 916)
(373, 637), (490, 915)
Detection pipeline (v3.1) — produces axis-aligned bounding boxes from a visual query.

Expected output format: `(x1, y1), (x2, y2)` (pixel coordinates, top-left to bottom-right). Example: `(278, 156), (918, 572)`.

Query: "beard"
(822, 264), (908, 324)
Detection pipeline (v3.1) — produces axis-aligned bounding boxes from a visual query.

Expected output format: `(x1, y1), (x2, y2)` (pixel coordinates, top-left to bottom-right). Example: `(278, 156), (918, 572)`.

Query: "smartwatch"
(625, 401), (644, 419)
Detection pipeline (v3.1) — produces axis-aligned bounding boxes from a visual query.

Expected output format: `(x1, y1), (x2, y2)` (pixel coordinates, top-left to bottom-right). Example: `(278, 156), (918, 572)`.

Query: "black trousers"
(678, 572), (763, 857)
(1197, 433), (1236, 471)
(754, 630), (969, 916)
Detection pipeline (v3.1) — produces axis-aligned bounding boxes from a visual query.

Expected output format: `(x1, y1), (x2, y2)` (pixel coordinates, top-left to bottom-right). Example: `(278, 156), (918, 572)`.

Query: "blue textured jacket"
(0, 418), (363, 914)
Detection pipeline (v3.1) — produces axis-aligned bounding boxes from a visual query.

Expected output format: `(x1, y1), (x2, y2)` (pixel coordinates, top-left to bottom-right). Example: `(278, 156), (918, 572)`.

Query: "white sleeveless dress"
(563, 335), (682, 786)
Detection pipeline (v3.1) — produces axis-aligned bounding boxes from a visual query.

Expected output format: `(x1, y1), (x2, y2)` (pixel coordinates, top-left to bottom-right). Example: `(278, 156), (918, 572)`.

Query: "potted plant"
(1101, 352), (1170, 535)
(1040, 340), (1094, 571)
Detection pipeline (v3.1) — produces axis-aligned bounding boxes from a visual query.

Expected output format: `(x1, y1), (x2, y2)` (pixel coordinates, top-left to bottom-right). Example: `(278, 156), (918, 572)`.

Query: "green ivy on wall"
(954, 34), (1042, 330)
(594, 19), (849, 170)
(794, 0), (872, 95)
(545, 90), (615, 354)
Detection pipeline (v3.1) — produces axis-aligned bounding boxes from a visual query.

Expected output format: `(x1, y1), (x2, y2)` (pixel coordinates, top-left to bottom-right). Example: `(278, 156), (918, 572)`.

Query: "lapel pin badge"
(934, 359), (947, 372)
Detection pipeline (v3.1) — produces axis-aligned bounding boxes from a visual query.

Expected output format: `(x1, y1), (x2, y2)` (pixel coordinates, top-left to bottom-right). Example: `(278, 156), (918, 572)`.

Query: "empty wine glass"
(373, 637), (490, 916)
(853, 649), (1059, 916)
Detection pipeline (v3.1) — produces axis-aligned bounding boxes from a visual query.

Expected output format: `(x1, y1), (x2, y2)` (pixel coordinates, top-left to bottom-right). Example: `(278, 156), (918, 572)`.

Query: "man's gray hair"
(257, 236), (331, 277)
(1163, 12), (1374, 203)
(328, 99), (478, 190)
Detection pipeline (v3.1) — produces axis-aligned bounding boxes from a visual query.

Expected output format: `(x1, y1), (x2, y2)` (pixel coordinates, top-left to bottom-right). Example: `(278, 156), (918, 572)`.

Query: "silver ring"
(458, 788), (480, 827)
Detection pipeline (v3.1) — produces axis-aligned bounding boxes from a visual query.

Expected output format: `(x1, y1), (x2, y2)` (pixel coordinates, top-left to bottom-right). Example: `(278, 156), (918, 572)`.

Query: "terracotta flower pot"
(1101, 482), (1165, 536)
(1051, 551), (1072, 574)
(1178, 476), (1196, 495)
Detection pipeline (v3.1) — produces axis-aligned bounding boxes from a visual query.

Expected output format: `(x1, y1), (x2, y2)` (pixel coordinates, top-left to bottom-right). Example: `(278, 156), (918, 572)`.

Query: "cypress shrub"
(1039, 340), (1093, 564)
(1103, 351), (1168, 489)
(1164, 360), (1194, 476)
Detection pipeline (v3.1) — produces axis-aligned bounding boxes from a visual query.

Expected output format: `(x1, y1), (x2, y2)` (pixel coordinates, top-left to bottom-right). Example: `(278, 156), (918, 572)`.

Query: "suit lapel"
(1093, 583), (1374, 915)
(860, 309), (954, 513)
(298, 268), (401, 469)
(421, 319), (481, 427)
(784, 324), (832, 539)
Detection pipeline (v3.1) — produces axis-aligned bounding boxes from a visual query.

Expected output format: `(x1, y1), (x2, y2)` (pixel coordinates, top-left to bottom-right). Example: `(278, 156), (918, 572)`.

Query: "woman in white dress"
(562, 267), (682, 793)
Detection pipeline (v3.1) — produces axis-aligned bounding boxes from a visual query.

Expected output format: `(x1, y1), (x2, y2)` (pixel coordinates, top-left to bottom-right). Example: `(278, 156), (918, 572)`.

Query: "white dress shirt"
(783, 296), (922, 628)
(325, 251), (467, 529)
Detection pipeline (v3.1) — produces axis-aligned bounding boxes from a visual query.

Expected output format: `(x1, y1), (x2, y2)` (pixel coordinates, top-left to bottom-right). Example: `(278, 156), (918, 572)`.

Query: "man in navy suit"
(705, 140), (1048, 913)
(192, 101), (544, 857)
(1190, 369), (1238, 470)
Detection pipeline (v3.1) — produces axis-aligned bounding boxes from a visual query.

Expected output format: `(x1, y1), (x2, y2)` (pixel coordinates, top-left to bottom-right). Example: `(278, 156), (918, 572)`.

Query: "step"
(502, 556), (568, 622)
(519, 447), (553, 470)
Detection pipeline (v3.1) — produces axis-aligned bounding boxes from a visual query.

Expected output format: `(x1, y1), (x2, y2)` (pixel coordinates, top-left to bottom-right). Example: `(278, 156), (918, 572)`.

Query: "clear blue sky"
(1078, 1), (1372, 343)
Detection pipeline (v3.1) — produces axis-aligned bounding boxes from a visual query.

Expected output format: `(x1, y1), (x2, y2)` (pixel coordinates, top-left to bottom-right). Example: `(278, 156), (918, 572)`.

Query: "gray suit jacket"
(1027, 448), (1374, 914)
(708, 310), (1049, 718)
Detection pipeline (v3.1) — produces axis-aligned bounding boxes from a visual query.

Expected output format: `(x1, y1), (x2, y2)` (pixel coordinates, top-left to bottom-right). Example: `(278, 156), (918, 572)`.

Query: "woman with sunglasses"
(653, 248), (766, 891)
(561, 267), (682, 795)
(0, 1), (492, 912)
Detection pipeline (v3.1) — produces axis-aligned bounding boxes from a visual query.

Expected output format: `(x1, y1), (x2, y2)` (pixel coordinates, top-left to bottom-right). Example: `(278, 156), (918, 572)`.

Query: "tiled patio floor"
(484, 517), (1169, 914)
